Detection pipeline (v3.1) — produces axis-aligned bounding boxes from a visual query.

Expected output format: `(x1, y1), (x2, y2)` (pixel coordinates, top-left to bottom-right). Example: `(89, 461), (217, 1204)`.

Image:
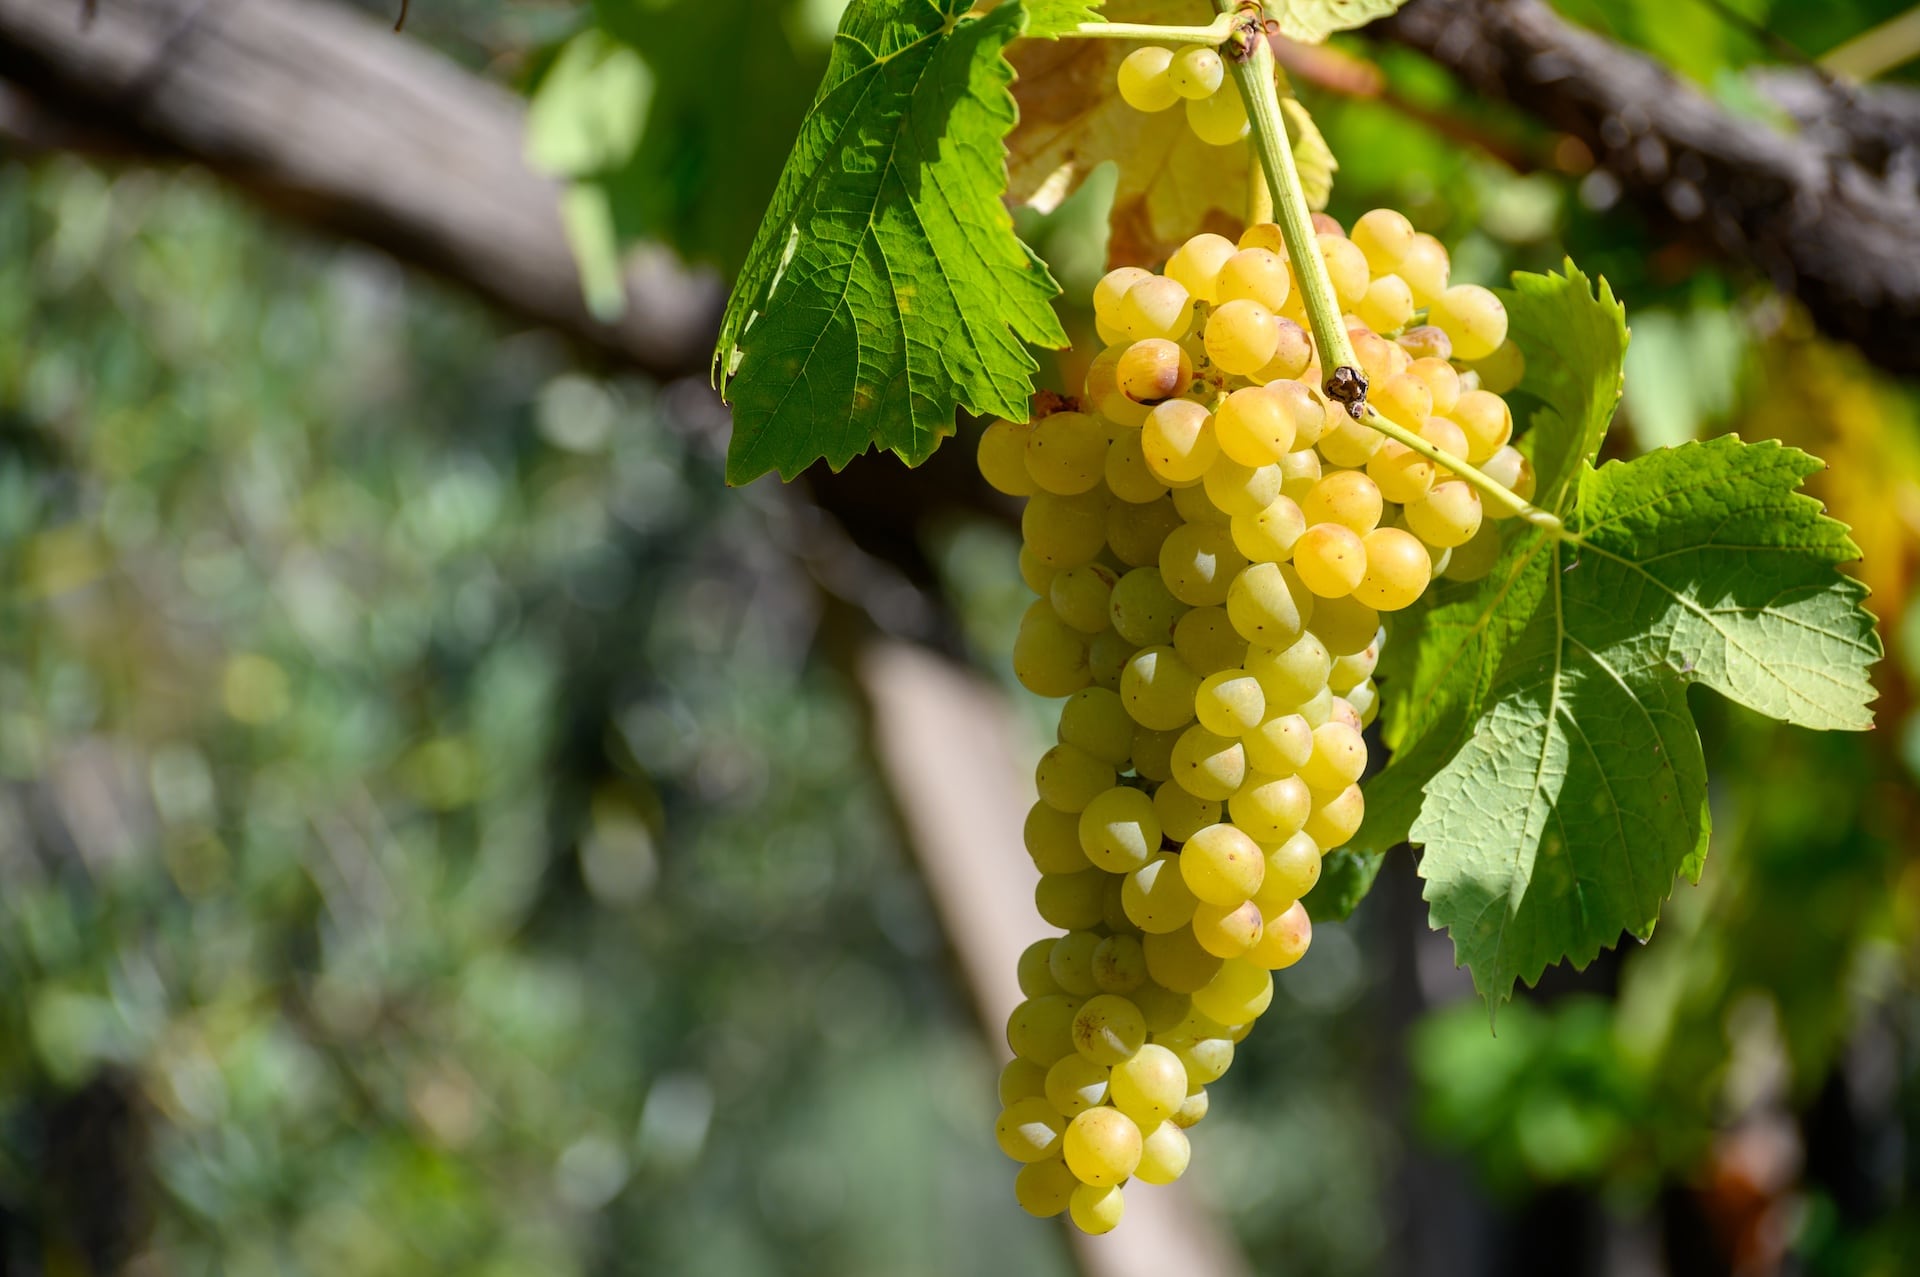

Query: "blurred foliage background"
(2, 0), (1919, 1275)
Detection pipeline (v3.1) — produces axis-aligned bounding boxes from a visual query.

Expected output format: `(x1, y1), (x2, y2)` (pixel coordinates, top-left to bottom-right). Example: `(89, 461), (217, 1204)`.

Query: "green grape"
(1444, 519), (1503, 581)
(1132, 982), (1191, 1034)
(1215, 247), (1291, 311)
(1430, 283), (1508, 362)
(1024, 801), (1091, 874)
(1371, 371), (1434, 430)
(1017, 938), (1063, 998)
(1109, 567), (1185, 647)
(1117, 338), (1193, 404)
(1318, 233), (1371, 310)
(1123, 852), (1200, 934)
(1116, 275), (1195, 342)
(1169, 44), (1225, 98)
(1227, 560), (1313, 648)
(1079, 786), (1162, 873)
(1170, 725), (1246, 802)
(1019, 545), (1057, 596)
(1136, 1121), (1192, 1184)
(1092, 934), (1148, 994)
(1228, 771), (1311, 842)
(1247, 899), (1312, 969)
(1171, 480), (1228, 527)
(1368, 439), (1437, 506)
(1143, 925), (1224, 993)
(1300, 470), (1384, 535)
(1350, 207), (1414, 275)
(1035, 743), (1116, 812)
(1202, 455), (1283, 519)
(1315, 414), (1385, 470)
(1058, 687), (1135, 766)
(1015, 1156), (1079, 1219)
(1023, 488), (1110, 567)
(1171, 1085), (1209, 1128)
(1327, 639), (1380, 693)
(1398, 325), (1453, 363)
(1107, 1043), (1187, 1125)
(1116, 46), (1179, 113)
(1293, 683), (1335, 727)
(1310, 593), (1379, 656)
(1141, 399), (1216, 484)
(1180, 823), (1265, 905)
(1106, 430), (1170, 505)
(1398, 232), (1451, 307)
(1025, 411), (1107, 495)
(1356, 272), (1414, 334)
(1299, 720), (1368, 792)
(1089, 630), (1131, 692)
(1278, 445), (1323, 500)
(1245, 633), (1331, 706)
(979, 419), (1037, 496)
(1099, 874), (1136, 937)
(996, 1097), (1066, 1163)
(1242, 710), (1313, 775)
(1046, 1054), (1111, 1116)
(1001, 1056), (1049, 1105)
(1192, 958), (1274, 1025)
(1213, 385), (1295, 466)
(1049, 563), (1119, 635)
(1167, 1038), (1233, 1088)
(1048, 929), (1102, 996)
(1304, 782), (1365, 849)
(1159, 521), (1246, 607)
(1107, 494), (1184, 569)
(1450, 389), (1514, 464)
(1293, 523), (1368, 599)
(1185, 84), (1249, 144)
(1203, 299), (1280, 376)
(1069, 1182), (1126, 1234)
(1007, 995), (1081, 1066)
(1036, 868), (1108, 931)
(1121, 644), (1201, 731)
(1191, 899), (1264, 958)
(1470, 338), (1526, 395)
(1408, 355), (1462, 414)
(1406, 480), (1482, 548)
(1131, 724), (1180, 782)
(1344, 679), (1379, 728)
(1152, 782), (1220, 843)
(1194, 669), (1265, 736)
(1013, 600), (1092, 697)
(1353, 527), (1431, 611)
(1172, 606), (1249, 677)
(1164, 231), (1236, 302)
(1072, 995), (1148, 1066)
(1253, 831), (1322, 912)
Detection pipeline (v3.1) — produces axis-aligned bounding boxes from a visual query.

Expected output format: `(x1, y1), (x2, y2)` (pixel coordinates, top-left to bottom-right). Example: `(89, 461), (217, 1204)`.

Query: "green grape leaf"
(1273, 0), (1412, 43)
(715, 0), (1069, 485)
(1023, 0), (1106, 36)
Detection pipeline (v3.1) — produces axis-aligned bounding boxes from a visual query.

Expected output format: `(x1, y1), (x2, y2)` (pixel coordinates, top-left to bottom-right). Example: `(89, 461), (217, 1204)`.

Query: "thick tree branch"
(1379, 0), (1920, 378)
(0, 0), (721, 379)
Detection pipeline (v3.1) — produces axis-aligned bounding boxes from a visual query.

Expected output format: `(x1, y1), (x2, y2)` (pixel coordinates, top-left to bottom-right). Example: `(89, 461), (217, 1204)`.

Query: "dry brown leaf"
(1007, 1), (1332, 268)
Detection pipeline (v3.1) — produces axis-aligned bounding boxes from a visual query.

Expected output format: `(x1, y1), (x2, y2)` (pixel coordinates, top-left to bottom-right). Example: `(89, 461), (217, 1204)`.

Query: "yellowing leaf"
(1007, 0), (1332, 265)
(1272, 0), (1411, 43)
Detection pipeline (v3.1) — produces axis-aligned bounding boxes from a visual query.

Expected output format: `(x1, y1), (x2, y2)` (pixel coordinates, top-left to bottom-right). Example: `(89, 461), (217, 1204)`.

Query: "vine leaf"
(1007, 0), (1333, 266)
(1023, 0), (1108, 36)
(715, 0), (1068, 484)
(1335, 267), (1881, 1012)
(1272, 0), (1413, 43)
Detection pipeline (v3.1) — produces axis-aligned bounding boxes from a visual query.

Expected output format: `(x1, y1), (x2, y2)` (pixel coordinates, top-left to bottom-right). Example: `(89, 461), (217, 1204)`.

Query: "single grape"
(1107, 495), (1183, 566)
(1192, 958), (1275, 1025)
(1116, 46), (1180, 113)
(1343, 679), (1379, 729)
(1180, 822), (1265, 905)
(1109, 567), (1185, 648)
(1215, 250), (1291, 316)
(1140, 399), (1217, 484)
(1048, 930), (1102, 996)
(1123, 851), (1201, 934)
(1311, 594), (1380, 656)
(1326, 638), (1380, 693)
(1169, 44), (1225, 98)
(1318, 233), (1371, 310)
(1121, 644), (1201, 732)
(1213, 386), (1295, 466)
(1058, 687), (1135, 766)
(1300, 470), (1384, 536)
(979, 419), (1037, 496)
(1230, 493), (1306, 563)
(1194, 669), (1265, 737)
(1242, 710), (1313, 775)
(1398, 232), (1451, 306)
(1204, 299), (1280, 376)
(1088, 630), (1131, 692)
(1470, 338), (1526, 395)
(1050, 562), (1119, 634)
(1226, 560), (1313, 648)
(1315, 416), (1385, 469)
(1013, 599), (1092, 697)
(1108, 1042), (1187, 1124)
(1070, 1182), (1126, 1234)
(1094, 265), (1154, 320)
(1046, 1054), (1111, 1116)
(1185, 85), (1249, 145)
(1025, 800), (1092, 874)
(1202, 456), (1283, 519)
(1252, 830), (1322, 912)
(1255, 319), (1314, 384)
(1367, 438), (1437, 506)
(1007, 995), (1082, 1066)
(1136, 1121), (1192, 1185)
(1159, 521), (1246, 607)
(1303, 782), (1365, 848)
(1237, 221), (1282, 252)
(1084, 343), (1151, 427)
(1192, 899), (1264, 958)
(1092, 934), (1149, 994)
(1171, 1086), (1210, 1128)
(1104, 431), (1169, 505)
(1064, 1105), (1143, 1186)
(1356, 273), (1415, 334)
(1431, 283), (1508, 362)
(1036, 868), (1107, 931)
(1172, 606), (1249, 677)
(1350, 208), (1415, 274)
(1143, 924), (1224, 993)
(1353, 527), (1431, 611)
(1348, 327), (1405, 386)
(1293, 523), (1368, 598)
(1131, 725), (1180, 782)
(1015, 1156), (1079, 1219)
(1022, 488), (1110, 566)
(1164, 232), (1237, 302)
(1229, 771), (1311, 842)
(1035, 743), (1116, 812)
(1294, 684), (1335, 728)
(1079, 785), (1162, 873)
(1244, 632), (1331, 707)
(1450, 389), (1514, 464)
(1171, 480), (1227, 527)
(1117, 275), (1195, 341)
(1372, 371), (1435, 431)
(1299, 720), (1368, 791)
(1407, 356), (1462, 415)
(1248, 899), (1312, 969)
(1480, 444), (1536, 507)
(1170, 725), (1247, 802)
(1406, 480), (1483, 548)
(1001, 1055), (1050, 1105)
(1019, 545), (1057, 596)
(1152, 781), (1221, 842)
(1397, 325), (1453, 364)
(1072, 995), (1148, 1066)
(1170, 1036), (1234, 1086)
(997, 1097), (1066, 1163)
(1133, 983), (1191, 1035)
(1278, 445), (1322, 500)
(1117, 338), (1193, 405)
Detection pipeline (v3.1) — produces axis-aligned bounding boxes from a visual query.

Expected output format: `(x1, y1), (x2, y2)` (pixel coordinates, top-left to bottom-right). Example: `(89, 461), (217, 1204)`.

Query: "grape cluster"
(980, 211), (1534, 1233)
(1116, 43), (1248, 146)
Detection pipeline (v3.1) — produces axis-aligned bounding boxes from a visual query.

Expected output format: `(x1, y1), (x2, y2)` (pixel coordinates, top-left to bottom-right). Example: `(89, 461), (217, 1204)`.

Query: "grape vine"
(714, 0), (1883, 1236)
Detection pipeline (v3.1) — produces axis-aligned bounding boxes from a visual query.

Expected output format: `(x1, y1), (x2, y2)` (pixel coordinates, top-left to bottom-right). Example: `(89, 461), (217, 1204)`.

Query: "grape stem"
(1219, 2), (1567, 536)
(1067, 16), (1236, 44)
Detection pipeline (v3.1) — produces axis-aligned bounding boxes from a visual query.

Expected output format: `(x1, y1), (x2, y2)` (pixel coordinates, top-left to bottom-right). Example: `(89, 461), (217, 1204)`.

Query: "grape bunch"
(979, 210), (1534, 1233)
(1115, 43), (1250, 146)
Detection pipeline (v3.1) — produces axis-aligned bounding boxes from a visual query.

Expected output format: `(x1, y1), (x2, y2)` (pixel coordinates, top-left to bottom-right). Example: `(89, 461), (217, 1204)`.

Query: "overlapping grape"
(981, 211), (1534, 1233)
(1116, 43), (1249, 146)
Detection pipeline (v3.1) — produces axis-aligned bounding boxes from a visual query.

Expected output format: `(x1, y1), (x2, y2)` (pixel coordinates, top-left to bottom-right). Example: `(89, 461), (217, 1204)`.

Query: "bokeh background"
(1, 1), (1917, 1275)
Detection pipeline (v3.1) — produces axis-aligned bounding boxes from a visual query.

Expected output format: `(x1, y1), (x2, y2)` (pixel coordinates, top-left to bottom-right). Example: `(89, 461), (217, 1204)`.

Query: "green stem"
(1216, 1), (1364, 417)
(1359, 408), (1565, 534)
(1067, 16), (1235, 44)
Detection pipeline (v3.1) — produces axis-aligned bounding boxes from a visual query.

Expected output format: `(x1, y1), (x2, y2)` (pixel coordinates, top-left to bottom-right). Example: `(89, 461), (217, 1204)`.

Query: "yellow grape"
(1180, 822), (1265, 905)
(1153, 782), (1220, 842)
(1243, 710), (1313, 775)
(1014, 1157), (1079, 1219)
(1026, 800), (1092, 874)
(1141, 399), (1217, 484)
(1192, 899), (1264, 958)
(1230, 493), (1306, 563)
(1064, 1105), (1143, 1184)
(1311, 594), (1379, 657)
(1013, 599), (1091, 697)
(1299, 720), (1368, 791)
(1169, 44), (1225, 98)
(1107, 495), (1182, 566)
(1191, 958), (1274, 1025)
(1451, 389), (1514, 463)
(1143, 925), (1224, 992)
(1252, 831), (1322, 912)
(1300, 470), (1384, 536)
(979, 419), (1038, 496)
(1406, 355), (1462, 415)
(1007, 995), (1081, 1066)
(1002, 1054), (1050, 1104)
(1131, 725), (1180, 782)
(1173, 605), (1250, 676)
(1194, 668), (1265, 736)
(1430, 283), (1508, 361)
(1109, 566), (1184, 647)
(1136, 1121), (1192, 1185)
(1293, 523), (1368, 598)
(1216, 248), (1292, 311)
(1117, 338), (1193, 404)
(1022, 488), (1109, 567)
(1397, 325), (1453, 363)
(1255, 318), (1314, 383)
(1318, 233), (1371, 309)
(996, 1097), (1066, 1163)
(1304, 782), (1365, 848)
(1226, 560), (1313, 649)
(1109, 1043), (1188, 1124)
(1185, 85), (1249, 145)
(1350, 207), (1415, 274)
(1316, 416), (1385, 468)
(1203, 455), (1283, 519)
(1036, 868), (1106, 930)
(1421, 415), (1472, 476)
(1049, 562), (1118, 634)
(1405, 480), (1483, 548)
(1278, 446), (1322, 500)
(1117, 275), (1195, 341)
(1159, 521), (1246, 607)
(1116, 45), (1180, 113)
(1353, 526), (1431, 611)
(1356, 273), (1415, 334)
(1204, 299), (1280, 376)
(1072, 995), (1147, 1066)
(1228, 771), (1311, 842)
(1106, 430), (1171, 504)
(1372, 371), (1435, 429)
(1079, 785), (1162, 873)
(1171, 1087), (1210, 1128)
(1170, 725), (1246, 801)
(1094, 265), (1154, 321)
(1047, 1054), (1110, 1118)
(1070, 1183), (1125, 1234)
(1172, 480), (1227, 527)
(1213, 385), (1296, 466)
(1121, 644), (1201, 731)
(1123, 851), (1201, 933)
(1368, 438), (1437, 505)
(1471, 338), (1526, 395)
(1247, 899), (1313, 969)
(1085, 343), (1150, 427)
(1399, 232), (1451, 306)
(1165, 232), (1237, 302)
